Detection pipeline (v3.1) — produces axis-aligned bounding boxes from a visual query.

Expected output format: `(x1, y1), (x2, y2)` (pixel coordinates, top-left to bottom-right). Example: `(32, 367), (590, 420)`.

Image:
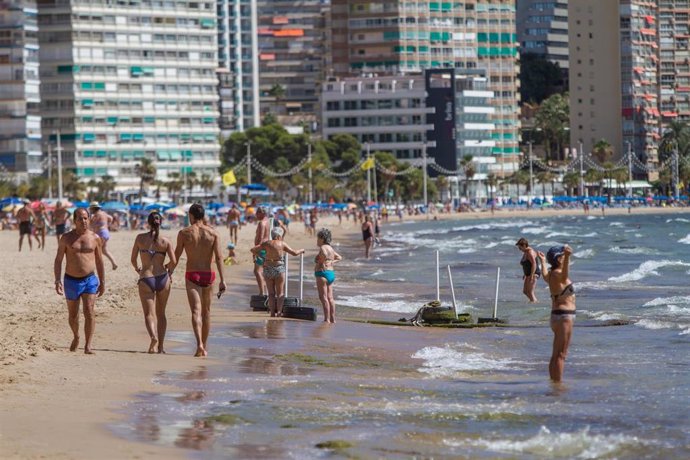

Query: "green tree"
(562, 172), (580, 196)
(660, 120), (690, 163)
(510, 170), (530, 199)
(534, 93), (569, 160)
(584, 168), (604, 196)
(459, 155), (475, 200)
(519, 53), (566, 105)
(268, 83), (286, 116)
(135, 158), (156, 205)
(536, 171), (555, 200)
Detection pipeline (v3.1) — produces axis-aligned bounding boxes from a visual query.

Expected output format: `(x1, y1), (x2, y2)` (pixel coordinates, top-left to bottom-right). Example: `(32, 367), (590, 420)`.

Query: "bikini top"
(552, 283), (575, 301)
(140, 247), (166, 257)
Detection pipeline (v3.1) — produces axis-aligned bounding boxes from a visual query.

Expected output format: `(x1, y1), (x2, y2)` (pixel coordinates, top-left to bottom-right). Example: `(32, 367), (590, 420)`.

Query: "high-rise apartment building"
(217, 0), (260, 136)
(569, 0), (659, 165)
(38, 0), (221, 190)
(329, 0), (520, 174)
(659, 0), (690, 126)
(0, 0), (42, 178)
(256, 0), (326, 127)
(516, 0), (569, 70)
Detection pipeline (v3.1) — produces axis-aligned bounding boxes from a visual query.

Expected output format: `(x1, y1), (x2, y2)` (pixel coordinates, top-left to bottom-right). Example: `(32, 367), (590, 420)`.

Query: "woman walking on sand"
(538, 245), (576, 383)
(130, 212), (176, 353)
(361, 215), (374, 259)
(516, 237), (541, 302)
(251, 227), (304, 317)
(314, 228), (342, 323)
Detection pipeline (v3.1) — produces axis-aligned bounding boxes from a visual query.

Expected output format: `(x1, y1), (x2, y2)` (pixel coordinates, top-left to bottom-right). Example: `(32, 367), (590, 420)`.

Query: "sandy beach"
(1, 205), (689, 459)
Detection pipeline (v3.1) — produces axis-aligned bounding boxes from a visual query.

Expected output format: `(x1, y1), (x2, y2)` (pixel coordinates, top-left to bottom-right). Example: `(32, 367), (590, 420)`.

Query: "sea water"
(113, 213), (690, 458)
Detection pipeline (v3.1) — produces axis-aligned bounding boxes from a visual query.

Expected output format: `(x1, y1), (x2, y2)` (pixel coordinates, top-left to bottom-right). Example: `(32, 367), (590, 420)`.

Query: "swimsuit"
(19, 221), (31, 235)
(229, 219), (239, 227)
(139, 272), (169, 292)
(185, 271), (216, 287)
(550, 309), (576, 323)
(263, 258), (285, 280)
(520, 255), (541, 277)
(552, 283), (575, 302)
(96, 228), (110, 241)
(314, 270), (336, 285)
(255, 249), (266, 266)
(362, 227), (373, 241)
(56, 223), (66, 235)
(64, 272), (100, 300)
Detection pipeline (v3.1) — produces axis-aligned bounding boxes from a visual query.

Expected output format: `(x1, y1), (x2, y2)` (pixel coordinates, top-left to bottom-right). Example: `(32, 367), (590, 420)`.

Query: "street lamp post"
(578, 141), (585, 198)
(47, 143), (53, 200)
(626, 141), (633, 199)
(55, 130), (64, 202)
(422, 142), (428, 220)
(528, 141), (534, 205)
(307, 142), (313, 204)
(366, 142), (371, 204)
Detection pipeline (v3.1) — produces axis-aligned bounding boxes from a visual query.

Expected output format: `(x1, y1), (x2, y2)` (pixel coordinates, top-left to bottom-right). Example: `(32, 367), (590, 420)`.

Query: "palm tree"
(435, 175), (449, 202)
(536, 171), (555, 201)
(584, 168), (604, 196)
(593, 139), (614, 165)
(459, 155), (475, 201)
(660, 120), (690, 162)
(562, 172), (580, 196)
(199, 174), (215, 199)
(98, 175), (116, 201)
(63, 170), (87, 200)
(510, 170), (530, 200)
(135, 158), (156, 205)
(534, 93), (569, 160)
(486, 173), (498, 204)
(87, 179), (98, 201)
(166, 172), (183, 203)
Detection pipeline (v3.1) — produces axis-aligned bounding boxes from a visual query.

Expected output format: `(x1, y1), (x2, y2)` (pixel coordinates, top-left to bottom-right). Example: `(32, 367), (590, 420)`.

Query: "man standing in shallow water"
(172, 204), (226, 357)
(54, 208), (105, 354)
(253, 207), (270, 295)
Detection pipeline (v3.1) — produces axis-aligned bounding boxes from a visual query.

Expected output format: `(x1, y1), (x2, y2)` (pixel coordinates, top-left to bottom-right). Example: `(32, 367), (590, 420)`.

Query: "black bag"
(250, 294), (268, 311)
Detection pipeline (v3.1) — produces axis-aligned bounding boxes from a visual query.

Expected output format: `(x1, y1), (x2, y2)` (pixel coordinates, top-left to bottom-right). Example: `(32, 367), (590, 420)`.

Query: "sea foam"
(443, 426), (646, 459)
(608, 260), (690, 283)
(678, 234), (690, 245)
(412, 343), (520, 378)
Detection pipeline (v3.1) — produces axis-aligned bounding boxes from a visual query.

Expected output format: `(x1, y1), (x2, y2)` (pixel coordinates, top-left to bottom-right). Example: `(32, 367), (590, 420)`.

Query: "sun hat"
(546, 246), (565, 267)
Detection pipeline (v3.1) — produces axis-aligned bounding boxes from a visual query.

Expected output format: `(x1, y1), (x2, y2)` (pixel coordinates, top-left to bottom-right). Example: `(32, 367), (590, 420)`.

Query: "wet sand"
(1, 206), (688, 458)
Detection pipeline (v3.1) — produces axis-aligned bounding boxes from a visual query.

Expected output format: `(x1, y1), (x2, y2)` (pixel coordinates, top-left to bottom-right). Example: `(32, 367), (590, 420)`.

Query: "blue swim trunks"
(64, 273), (100, 300)
(97, 229), (110, 241)
(314, 270), (336, 285)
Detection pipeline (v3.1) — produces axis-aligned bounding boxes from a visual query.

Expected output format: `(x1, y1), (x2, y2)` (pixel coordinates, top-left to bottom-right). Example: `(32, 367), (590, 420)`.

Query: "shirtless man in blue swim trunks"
(54, 207), (105, 354)
(226, 204), (241, 246)
(89, 201), (117, 270)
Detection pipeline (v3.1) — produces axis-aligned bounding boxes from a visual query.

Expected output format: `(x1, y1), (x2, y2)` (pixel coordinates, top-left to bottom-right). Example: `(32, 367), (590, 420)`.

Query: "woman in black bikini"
(538, 245), (576, 383)
(515, 237), (540, 302)
(130, 212), (176, 353)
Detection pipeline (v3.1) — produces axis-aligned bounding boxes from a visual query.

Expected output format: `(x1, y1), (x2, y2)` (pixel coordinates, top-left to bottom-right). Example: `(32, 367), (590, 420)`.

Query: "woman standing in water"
(314, 228), (342, 323)
(361, 215), (374, 259)
(538, 245), (576, 383)
(251, 227), (304, 317)
(516, 237), (540, 302)
(130, 212), (176, 353)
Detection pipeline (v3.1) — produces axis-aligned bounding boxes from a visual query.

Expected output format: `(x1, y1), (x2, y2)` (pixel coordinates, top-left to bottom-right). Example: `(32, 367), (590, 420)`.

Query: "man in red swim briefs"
(171, 203), (226, 357)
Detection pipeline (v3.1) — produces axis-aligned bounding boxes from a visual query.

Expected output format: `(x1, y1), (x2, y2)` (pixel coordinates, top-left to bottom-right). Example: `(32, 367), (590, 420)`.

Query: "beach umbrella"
(29, 200), (43, 210)
(0, 197), (23, 206)
(102, 201), (129, 212)
(165, 207), (187, 217)
(2, 204), (21, 213)
(217, 206), (231, 214)
(144, 202), (174, 212)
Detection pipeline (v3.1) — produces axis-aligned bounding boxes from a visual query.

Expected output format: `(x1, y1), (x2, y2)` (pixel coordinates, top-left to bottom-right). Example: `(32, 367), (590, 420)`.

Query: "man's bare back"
(255, 216), (270, 246)
(177, 224), (219, 271)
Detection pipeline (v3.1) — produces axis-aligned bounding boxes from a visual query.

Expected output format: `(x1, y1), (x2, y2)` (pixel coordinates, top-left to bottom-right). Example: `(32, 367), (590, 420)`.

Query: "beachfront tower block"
(37, 0), (221, 192)
(0, 0), (42, 180)
(329, 0), (521, 178)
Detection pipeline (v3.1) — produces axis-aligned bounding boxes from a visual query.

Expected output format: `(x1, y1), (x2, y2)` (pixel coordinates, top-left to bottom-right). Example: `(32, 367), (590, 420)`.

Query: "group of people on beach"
(53, 202), (343, 357)
(516, 238), (575, 382)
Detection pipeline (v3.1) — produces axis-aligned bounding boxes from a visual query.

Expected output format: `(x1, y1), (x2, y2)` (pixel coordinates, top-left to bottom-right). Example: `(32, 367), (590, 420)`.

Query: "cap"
(89, 201), (101, 208)
(226, 243), (235, 249)
(546, 246), (565, 267)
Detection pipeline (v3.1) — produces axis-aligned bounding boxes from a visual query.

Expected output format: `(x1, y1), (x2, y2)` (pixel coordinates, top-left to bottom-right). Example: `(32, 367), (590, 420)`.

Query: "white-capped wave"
(457, 248), (477, 254)
(579, 310), (625, 322)
(667, 217), (690, 223)
(522, 227), (548, 235)
(678, 234), (690, 245)
(609, 222), (624, 227)
(643, 295), (690, 307)
(546, 231), (573, 238)
(608, 260), (690, 283)
(635, 319), (674, 330)
(608, 246), (657, 255)
(443, 426), (646, 459)
(484, 242), (500, 249)
(451, 220), (536, 233)
(574, 249), (594, 259)
(336, 293), (419, 314)
(412, 343), (521, 378)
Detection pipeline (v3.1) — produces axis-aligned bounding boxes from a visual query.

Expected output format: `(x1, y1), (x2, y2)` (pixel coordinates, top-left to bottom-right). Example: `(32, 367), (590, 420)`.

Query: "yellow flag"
(361, 157), (375, 171)
(222, 170), (236, 186)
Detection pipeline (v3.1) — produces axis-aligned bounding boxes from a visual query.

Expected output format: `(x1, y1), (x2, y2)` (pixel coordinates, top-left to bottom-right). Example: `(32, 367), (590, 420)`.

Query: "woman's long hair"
(148, 212), (162, 242)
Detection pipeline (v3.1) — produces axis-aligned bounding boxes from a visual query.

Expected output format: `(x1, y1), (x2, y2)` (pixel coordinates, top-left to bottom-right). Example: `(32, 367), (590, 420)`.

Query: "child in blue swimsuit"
(314, 228), (342, 323)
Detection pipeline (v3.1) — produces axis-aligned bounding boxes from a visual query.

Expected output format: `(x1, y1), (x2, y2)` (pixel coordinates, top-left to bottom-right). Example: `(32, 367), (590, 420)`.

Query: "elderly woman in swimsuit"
(361, 215), (374, 259)
(314, 228), (342, 324)
(538, 244), (576, 383)
(516, 237), (541, 303)
(130, 212), (176, 353)
(251, 227), (304, 317)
